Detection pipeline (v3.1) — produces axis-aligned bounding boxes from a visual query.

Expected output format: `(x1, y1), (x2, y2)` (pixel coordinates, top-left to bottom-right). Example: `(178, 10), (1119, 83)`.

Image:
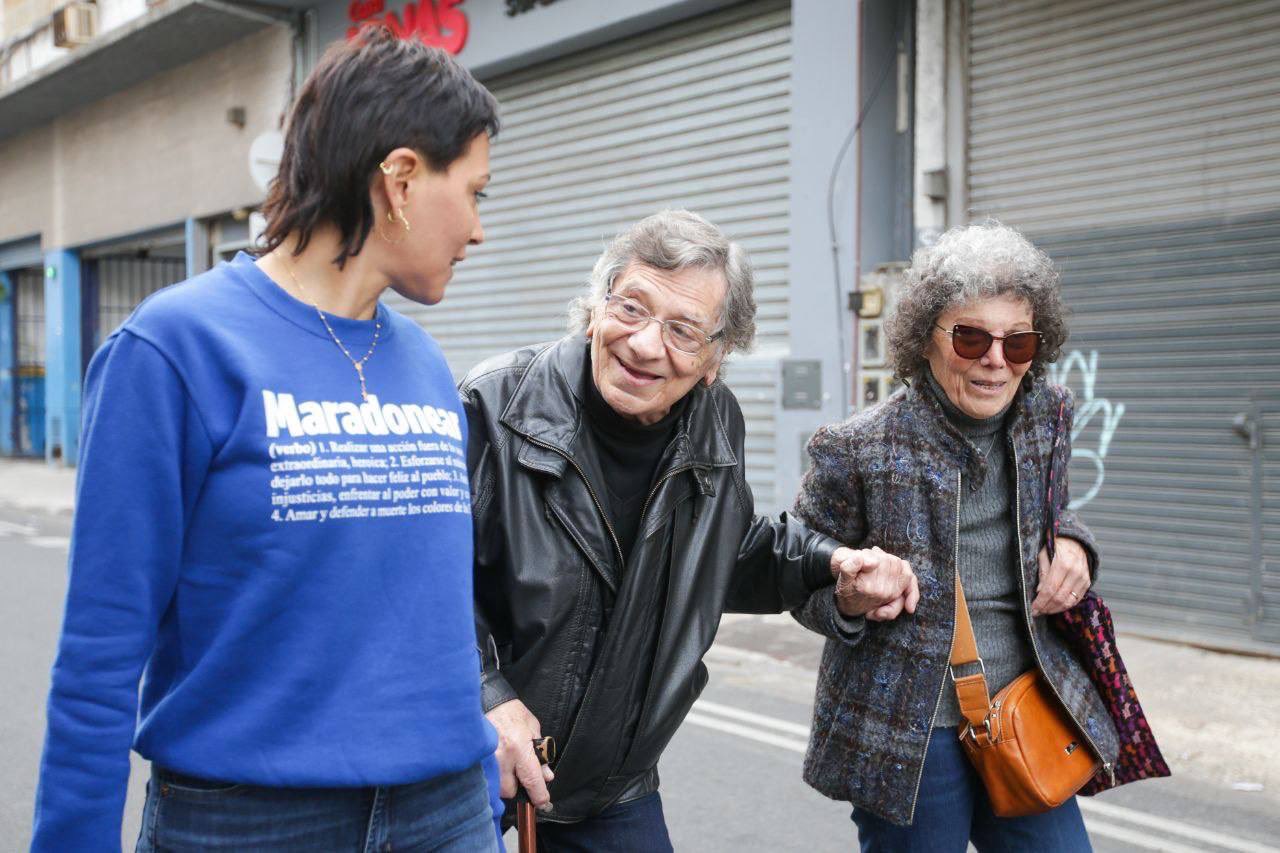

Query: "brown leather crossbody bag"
(950, 574), (1099, 817)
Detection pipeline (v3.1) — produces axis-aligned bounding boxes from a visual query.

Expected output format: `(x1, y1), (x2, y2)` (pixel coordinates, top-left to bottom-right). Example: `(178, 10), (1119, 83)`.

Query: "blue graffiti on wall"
(1046, 350), (1125, 510)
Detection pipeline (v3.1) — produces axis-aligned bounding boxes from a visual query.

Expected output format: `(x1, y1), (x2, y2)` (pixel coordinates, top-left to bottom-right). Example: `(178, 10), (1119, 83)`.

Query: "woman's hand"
(830, 546), (920, 621)
(1031, 537), (1090, 616)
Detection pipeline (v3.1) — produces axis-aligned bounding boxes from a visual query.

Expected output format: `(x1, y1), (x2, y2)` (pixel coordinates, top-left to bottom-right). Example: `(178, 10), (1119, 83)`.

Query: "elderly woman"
(792, 222), (1119, 851)
(461, 209), (918, 850)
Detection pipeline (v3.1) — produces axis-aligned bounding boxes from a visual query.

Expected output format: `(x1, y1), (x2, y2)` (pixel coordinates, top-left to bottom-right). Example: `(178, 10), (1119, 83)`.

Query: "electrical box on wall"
(855, 262), (907, 411)
(781, 360), (823, 410)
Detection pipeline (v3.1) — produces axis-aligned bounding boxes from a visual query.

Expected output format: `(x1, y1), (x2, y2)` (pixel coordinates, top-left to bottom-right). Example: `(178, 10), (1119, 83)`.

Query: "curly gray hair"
(567, 209), (756, 357)
(885, 221), (1068, 382)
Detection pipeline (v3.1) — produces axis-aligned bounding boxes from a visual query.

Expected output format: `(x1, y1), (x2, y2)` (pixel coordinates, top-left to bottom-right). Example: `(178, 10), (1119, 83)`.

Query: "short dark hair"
(260, 25), (500, 267)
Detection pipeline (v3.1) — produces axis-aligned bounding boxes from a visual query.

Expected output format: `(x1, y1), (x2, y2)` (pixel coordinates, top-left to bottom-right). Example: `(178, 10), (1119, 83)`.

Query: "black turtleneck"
(581, 348), (689, 561)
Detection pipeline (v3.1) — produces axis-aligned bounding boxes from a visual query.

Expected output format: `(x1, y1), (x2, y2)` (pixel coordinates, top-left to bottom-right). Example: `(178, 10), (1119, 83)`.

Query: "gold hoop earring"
(378, 209), (410, 246)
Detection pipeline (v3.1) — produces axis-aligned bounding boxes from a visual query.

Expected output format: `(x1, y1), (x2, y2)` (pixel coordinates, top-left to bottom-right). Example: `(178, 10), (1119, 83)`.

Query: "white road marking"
(1082, 817), (1206, 853)
(687, 697), (1279, 853)
(28, 536), (70, 549)
(694, 699), (811, 739)
(1079, 799), (1279, 853)
(684, 712), (809, 754)
(0, 520), (38, 537)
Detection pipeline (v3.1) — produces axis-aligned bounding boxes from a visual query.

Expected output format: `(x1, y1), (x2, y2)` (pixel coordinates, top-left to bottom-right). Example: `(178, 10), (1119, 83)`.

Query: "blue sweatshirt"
(32, 254), (496, 851)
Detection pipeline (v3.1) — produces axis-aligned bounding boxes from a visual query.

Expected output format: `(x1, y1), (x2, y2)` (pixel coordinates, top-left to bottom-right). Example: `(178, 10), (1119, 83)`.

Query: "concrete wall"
(1, 0), (53, 39)
(0, 123), (52, 245)
(0, 23), (293, 250)
(776, 0), (861, 506)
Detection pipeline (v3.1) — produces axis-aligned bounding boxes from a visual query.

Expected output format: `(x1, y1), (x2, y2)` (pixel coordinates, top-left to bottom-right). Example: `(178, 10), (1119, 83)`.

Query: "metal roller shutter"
(13, 268), (46, 457)
(391, 0), (792, 510)
(1260, 398), (1280, 646)
(966, 0), (1280, 649)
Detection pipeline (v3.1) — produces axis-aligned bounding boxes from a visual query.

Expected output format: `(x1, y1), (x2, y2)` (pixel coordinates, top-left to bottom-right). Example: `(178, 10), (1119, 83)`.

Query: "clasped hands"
(827, 536), (1090, 622)
(829, 546), (920, 621)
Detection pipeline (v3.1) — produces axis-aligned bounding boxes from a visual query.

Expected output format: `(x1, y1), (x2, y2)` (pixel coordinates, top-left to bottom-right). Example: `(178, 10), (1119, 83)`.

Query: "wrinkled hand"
(830, 546), (920, 621)
(1032, 536), (1090, 617)
(485, 698), (555, 810)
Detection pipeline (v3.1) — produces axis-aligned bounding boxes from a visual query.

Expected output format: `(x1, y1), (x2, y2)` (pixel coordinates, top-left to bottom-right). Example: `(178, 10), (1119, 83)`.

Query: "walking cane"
(517, 736), (556, 853)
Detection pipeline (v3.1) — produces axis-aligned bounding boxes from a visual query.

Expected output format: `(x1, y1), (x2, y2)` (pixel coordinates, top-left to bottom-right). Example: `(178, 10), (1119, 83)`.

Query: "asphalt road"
(660, 647), (1280, 852)
(4, 503), (1278, 852)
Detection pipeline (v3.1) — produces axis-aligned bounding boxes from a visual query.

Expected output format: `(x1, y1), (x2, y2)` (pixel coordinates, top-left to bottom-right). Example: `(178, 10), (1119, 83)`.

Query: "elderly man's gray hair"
(568, 209), (757, 356)
(886, 220), (1068, 381)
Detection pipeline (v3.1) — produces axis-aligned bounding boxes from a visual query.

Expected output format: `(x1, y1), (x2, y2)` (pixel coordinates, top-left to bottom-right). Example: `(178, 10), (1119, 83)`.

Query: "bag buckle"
(949, 658), (986, 682)
(959, 714), (995, 745)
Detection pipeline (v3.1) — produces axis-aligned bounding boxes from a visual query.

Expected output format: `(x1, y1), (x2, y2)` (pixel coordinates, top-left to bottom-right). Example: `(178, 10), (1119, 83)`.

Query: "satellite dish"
(249, 131), (284, 194)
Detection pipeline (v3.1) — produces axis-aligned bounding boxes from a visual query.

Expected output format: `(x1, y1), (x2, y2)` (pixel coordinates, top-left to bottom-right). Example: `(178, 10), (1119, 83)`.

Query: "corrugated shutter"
(13, 268), (45, 370)
(93, 256), (187, 343)
(1260, 398), (1280, 646)
(391, 0), (791, 511)
(13, 267), (46, 457)
(968, 0), (1280, 232)
(966, 0), (1280, 649)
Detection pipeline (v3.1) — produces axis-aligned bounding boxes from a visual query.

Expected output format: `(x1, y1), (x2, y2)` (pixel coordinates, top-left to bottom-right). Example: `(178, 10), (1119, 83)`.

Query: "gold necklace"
(279, 256), (381, 401)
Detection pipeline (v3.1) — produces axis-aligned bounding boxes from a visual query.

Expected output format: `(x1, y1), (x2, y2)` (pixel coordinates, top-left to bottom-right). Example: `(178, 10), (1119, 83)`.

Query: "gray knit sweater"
(925, 372), (1036, 727)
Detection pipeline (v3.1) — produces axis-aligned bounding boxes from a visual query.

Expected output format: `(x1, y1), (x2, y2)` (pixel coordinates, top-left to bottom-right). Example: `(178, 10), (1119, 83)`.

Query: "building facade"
(0, 0), (1276, 651)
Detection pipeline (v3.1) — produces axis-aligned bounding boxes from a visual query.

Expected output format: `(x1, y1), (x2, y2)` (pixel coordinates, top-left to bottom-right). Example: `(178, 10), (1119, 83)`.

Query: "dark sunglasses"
(934, 324), (1043, 364)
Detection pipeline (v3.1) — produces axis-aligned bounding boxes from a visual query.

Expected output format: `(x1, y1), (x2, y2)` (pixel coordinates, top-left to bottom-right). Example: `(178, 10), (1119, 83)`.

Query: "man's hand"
(485, 699), (555, 810)
(1031, 537), (1090, 617)
(830, 546), (920, 621)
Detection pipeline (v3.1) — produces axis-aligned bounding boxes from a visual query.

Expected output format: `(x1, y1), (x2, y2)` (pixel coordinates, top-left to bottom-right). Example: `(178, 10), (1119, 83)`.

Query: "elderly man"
(461, 210), (919, 849)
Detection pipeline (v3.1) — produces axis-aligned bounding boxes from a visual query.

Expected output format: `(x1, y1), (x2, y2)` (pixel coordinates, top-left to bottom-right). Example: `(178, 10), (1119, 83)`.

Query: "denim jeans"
(522, 791), (673, 853)
(135, 762), (497, 852)
(852, 730), (1092, 852)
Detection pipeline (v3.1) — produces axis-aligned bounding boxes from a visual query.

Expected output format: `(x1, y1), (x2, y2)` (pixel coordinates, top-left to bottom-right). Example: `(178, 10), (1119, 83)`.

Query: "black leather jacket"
(461, 337), (840, 822)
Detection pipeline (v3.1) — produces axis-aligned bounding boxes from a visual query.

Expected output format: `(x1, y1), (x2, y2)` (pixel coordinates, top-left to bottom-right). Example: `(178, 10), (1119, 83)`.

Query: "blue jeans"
(852, 730), (1092, 852)
(524, 791), (673, 853)
(135, 763), (497, 852)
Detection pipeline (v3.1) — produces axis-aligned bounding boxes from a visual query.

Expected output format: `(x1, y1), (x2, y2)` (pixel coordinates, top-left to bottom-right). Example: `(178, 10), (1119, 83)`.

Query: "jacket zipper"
(625, 464), (700, 754)
(638, 464), (697, 528)
(523, 437), (694, 778)
(906, 470), (963, 825)
(1011, 442), (1115, 785)
(520, 435), (625, 779)
(524, 435), (625, 569)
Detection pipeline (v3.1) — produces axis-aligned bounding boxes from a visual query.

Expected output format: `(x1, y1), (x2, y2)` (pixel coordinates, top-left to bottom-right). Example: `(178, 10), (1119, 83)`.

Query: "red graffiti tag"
(348, 0), (468, 55)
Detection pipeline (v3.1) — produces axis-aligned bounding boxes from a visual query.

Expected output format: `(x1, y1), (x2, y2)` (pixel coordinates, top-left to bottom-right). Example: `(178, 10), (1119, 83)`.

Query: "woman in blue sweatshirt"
(33, 26), (506, 852)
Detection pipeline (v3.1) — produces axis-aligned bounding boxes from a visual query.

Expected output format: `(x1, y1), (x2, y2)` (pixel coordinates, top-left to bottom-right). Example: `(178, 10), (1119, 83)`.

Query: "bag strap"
(951, 572), (997, 746)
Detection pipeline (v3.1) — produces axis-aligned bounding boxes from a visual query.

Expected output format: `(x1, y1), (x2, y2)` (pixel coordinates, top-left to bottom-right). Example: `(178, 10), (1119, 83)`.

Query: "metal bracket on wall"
(1233, 411), (1259, 451)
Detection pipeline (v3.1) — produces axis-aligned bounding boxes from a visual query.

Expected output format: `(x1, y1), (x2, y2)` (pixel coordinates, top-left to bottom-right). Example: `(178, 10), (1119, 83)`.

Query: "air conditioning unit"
(53, 2), (98, 48)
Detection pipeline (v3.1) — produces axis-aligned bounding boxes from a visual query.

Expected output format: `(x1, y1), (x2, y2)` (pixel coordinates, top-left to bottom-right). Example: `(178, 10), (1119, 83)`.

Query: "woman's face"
(388, 133), (491, 306)
(925, 293), (1035, 419)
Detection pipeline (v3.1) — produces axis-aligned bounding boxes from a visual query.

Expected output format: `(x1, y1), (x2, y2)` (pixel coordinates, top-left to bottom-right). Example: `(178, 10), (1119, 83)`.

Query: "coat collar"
(903, 374), (1049, 483)
(498, 335), (737, 477)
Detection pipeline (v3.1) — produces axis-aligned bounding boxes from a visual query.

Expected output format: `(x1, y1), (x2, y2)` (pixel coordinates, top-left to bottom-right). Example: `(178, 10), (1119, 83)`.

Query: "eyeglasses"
(934, 324), (1043, 364)
(604, 294), (723, 356)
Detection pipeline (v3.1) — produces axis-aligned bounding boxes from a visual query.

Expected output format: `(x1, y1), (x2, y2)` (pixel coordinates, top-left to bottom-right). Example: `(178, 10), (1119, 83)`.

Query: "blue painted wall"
(43, 251), (81, 465)
(0, 271), (13, 456)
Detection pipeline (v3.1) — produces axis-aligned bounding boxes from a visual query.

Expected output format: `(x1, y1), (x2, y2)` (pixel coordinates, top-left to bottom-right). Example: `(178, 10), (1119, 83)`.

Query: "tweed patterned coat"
(792, 377), (1121, 826)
